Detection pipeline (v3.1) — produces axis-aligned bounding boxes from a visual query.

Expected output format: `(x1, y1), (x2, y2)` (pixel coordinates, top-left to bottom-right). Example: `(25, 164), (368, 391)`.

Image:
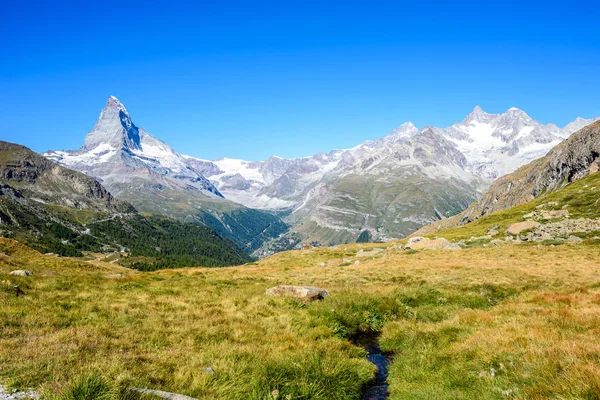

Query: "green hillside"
(430, 170), (600, 242)
(0, 141), (251, 268)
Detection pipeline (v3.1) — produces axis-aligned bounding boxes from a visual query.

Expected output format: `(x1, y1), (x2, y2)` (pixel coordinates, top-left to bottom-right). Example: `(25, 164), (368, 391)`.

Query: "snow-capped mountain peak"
(45, 97), (223, 198)
(462, 105), (498, 125)
(84, 96), (141, 151)
(498, 107), (532, 124)
(387, 122), (418, 138)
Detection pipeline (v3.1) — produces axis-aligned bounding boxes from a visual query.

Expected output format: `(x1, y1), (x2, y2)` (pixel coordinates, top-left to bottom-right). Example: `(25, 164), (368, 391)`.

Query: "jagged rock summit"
(46, 96), (221, 198)
(44, 97), (289, 254)
(83, 95), (142, 151)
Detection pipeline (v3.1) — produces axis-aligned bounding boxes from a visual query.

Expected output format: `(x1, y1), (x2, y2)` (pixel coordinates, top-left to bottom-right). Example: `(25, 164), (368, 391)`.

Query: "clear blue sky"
(1, 0), (599, 160)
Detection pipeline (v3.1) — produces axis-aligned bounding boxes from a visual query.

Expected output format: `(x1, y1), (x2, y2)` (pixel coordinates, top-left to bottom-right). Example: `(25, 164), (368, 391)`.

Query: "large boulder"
(506, 221), (540, 235)
(406, 236), (428, 247)
(9, 270), (33, 277)
(265, 285), (329, 301)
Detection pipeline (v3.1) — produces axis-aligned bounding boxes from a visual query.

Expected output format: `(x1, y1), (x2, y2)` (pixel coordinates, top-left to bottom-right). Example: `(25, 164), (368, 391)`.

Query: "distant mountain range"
(44, 97), (599, 250)
(415, 119), (600, 236)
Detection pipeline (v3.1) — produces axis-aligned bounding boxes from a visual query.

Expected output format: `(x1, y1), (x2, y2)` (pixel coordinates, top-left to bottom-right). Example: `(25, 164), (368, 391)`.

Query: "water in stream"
(351, 332), (391, 400)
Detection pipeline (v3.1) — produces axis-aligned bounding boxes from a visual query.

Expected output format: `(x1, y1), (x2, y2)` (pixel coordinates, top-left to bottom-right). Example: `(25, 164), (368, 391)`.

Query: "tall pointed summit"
(84, 96), (142, 151)
(43, 96), (290, 254)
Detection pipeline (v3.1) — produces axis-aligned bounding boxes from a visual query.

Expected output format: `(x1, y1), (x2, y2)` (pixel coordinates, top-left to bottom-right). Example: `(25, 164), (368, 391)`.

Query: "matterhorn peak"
(83, 96), (141, 151)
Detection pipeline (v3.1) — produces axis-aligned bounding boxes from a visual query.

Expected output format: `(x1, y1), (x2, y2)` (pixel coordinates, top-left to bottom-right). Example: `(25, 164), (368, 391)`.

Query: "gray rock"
(406, 236), (428, 247)
(265, 285), (329, 301)
(506, 221), (539, 235)
(9, 270), (32, 277)
(0, 386), (38, 399)
(131, 389), (197, 400)
(566, 235), (583, 243)
(356, 248), (384, 257)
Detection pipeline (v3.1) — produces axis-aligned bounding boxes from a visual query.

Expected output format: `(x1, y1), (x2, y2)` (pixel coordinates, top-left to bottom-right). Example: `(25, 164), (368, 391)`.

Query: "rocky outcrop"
(506, 221), (540, 235)
(526, 219), (600, 241)
(0, 141), (133, 213)
(265, 285), (329, 301)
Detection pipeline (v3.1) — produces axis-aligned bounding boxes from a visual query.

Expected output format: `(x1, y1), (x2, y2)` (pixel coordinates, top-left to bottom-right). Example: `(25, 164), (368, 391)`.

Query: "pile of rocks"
(513, 218), (600, 242)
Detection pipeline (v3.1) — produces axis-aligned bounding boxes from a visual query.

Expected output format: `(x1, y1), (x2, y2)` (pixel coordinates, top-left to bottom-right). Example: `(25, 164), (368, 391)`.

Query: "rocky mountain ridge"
(413, 119), (600, 236)
(44, 97), (599, 247)
(44, 97), (288, 253)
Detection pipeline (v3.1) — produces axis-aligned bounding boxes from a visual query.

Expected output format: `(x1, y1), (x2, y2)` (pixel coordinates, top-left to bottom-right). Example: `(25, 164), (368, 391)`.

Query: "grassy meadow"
(2, 237), (600, 399)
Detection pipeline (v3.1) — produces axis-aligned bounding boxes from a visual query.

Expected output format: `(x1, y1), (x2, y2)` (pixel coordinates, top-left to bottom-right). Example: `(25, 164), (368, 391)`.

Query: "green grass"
(432, 171), (600, 241)
(3, 238), (600, 399)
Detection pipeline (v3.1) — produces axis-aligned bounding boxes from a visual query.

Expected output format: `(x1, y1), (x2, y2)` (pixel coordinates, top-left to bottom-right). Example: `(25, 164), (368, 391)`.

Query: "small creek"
(351, 332), (391, 400)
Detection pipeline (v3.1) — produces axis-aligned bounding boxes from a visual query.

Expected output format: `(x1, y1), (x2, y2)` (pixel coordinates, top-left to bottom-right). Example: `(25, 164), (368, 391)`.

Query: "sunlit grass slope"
(2, 236), (600, 399)
(427, 170), (600, 241)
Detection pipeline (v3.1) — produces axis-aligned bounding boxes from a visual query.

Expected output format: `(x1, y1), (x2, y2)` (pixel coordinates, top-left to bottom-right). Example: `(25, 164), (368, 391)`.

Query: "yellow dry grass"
(2, 238), (600, 399)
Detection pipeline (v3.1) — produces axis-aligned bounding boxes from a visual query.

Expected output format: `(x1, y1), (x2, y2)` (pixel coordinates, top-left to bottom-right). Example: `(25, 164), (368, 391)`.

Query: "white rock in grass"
(9, 270), (32, 277)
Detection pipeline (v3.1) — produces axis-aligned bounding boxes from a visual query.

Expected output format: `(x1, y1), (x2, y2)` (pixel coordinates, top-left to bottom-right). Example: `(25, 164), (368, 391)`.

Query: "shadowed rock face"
(464, 120), (600, 222)
(84, 96), (142, 151)
(0, 141), (133, 213)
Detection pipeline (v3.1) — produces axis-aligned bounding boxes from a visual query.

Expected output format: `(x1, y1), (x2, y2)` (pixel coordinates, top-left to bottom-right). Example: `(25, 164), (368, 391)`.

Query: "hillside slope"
(415, 120), (600, 236)
(0, 140), (250, 267)
(424, 169), (600, 243)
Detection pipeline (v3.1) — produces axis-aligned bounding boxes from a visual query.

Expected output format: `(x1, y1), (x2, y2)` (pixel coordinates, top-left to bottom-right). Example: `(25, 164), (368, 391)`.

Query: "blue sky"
(1, 0), (599, 160)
